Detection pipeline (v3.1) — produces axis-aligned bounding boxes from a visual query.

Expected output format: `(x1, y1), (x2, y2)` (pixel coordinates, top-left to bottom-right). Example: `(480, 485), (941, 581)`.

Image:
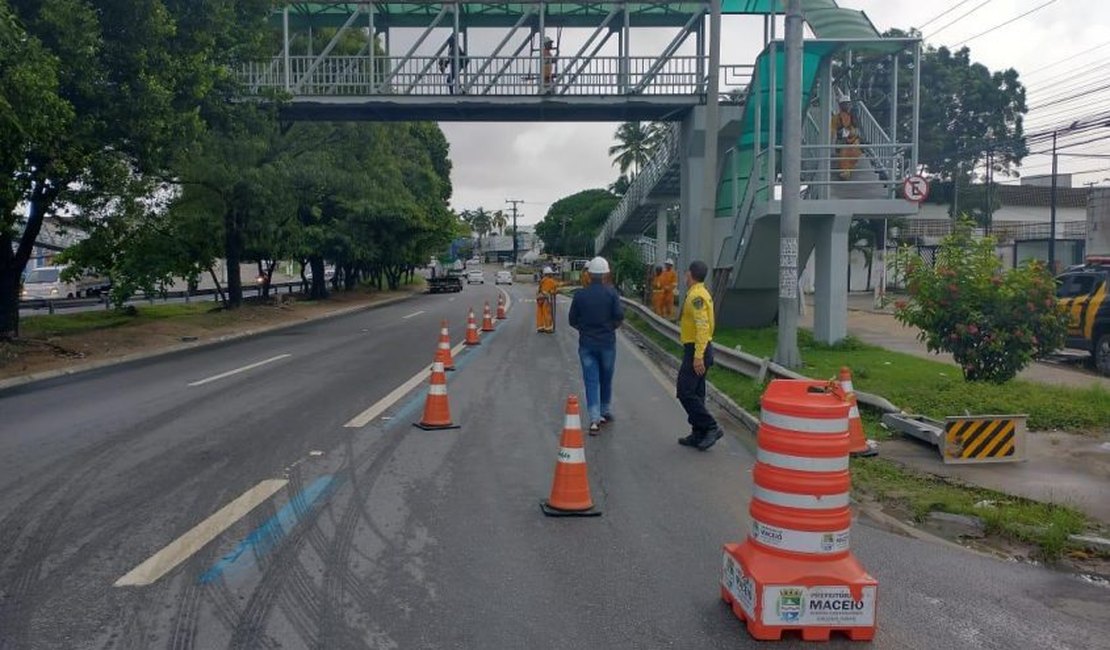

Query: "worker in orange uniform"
(831, 90), (861, 180)
(581, 268), (591, 288)
(651, 266), (664, 315)
(542, 37), (558, 92)
(659, 259), (679, 319)
(536, 266), (559, 333)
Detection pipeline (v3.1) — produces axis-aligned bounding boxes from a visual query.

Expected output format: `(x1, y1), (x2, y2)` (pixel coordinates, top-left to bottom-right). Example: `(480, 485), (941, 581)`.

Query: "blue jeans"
(578, 346), (616, 423)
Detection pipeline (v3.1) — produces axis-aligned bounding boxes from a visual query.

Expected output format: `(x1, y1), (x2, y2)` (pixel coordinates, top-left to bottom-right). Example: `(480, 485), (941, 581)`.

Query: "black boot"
(696, 426), (723, 451)
(678, 430), (704, 447)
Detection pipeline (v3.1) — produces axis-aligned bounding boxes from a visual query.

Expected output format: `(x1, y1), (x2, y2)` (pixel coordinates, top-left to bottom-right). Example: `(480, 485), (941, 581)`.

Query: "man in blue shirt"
(568, 256), (624, 434)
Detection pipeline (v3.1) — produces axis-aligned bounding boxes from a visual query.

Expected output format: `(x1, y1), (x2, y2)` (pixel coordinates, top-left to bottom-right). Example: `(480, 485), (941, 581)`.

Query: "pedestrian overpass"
(237, 1), (922, 342)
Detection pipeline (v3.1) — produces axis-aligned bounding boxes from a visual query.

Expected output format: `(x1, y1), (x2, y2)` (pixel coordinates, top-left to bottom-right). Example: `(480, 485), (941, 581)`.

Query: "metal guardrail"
(20, 281), (305, 314)
(621, 296), (901, 414)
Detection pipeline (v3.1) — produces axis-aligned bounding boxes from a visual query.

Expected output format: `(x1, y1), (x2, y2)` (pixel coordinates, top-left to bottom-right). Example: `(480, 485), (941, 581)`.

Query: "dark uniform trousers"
(677, 343), (718, 433)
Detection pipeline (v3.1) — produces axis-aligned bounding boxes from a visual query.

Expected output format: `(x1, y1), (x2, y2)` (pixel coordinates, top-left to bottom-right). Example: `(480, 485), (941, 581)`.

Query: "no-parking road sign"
(902, 175), (929, 203)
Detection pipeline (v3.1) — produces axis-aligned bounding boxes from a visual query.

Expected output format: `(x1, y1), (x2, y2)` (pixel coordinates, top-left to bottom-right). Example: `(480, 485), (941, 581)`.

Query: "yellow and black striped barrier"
(942, 416), (1027, 464)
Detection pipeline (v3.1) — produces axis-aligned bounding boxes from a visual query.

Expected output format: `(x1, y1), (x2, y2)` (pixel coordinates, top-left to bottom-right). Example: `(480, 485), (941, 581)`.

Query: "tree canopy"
(534, 189), (620, 258)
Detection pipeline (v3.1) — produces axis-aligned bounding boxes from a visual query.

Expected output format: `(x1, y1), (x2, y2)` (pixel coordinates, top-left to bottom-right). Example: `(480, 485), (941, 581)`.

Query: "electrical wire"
(917, 0), (974, 30)
(1029, 82), (1110, 112)
(1023, 41), (1110, 78)
(927, 0), (995, 40)
(952, 0), (1059, 47)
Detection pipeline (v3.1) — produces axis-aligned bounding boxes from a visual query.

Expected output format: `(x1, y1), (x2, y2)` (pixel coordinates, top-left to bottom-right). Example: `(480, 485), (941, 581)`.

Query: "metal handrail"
(595, 121), (681, 253)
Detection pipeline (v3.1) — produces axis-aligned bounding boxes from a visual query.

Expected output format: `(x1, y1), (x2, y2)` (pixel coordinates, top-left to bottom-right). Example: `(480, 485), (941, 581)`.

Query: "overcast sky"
(436, 0), (1110, 225)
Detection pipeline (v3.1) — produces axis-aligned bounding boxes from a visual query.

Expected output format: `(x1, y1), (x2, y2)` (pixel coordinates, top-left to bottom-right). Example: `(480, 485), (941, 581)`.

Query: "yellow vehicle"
(1056, 256), (1110, 375)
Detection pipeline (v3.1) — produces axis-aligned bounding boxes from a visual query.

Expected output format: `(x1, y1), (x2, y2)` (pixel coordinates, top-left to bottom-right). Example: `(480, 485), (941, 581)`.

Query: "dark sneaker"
(696, 427), (723, 451)
(589, 421), (601, 435)
(600, 413), (613, 425)
(678, 432), (703, 447)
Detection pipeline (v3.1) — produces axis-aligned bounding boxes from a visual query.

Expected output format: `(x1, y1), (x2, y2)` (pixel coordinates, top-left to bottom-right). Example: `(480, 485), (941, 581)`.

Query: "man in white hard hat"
(568, 256), (624, 434)
(536, 266), (559, 332)
(831, 90), (861, 180)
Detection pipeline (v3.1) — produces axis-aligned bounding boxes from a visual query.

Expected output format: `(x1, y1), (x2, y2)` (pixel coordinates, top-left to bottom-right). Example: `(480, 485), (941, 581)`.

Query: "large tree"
(608, 122), (665, 178)
(0, 0), (271, 338)
(534, 189), (620, 257)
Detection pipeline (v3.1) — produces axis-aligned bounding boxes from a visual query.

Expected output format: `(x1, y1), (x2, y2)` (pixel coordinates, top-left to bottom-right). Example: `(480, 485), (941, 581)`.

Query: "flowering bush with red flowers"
(893, 219), (1067, 383)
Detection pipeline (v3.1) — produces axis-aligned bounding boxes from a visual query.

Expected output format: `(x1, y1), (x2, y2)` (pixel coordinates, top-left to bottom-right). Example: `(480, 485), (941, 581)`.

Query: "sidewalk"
(802, 293), (1110, 390)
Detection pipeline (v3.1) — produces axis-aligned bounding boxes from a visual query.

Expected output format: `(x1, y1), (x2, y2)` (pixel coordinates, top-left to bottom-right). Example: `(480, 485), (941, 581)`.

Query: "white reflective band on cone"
(428, 384), (447, 396)
(754, 486), (850, 510)
(438, 342), (450, 349)
(757, 449), (849, 472)
(761, 409), (848, 434)
(432, 363), (444, 373)
(751, 519), (850, 554)
(849, 405), (860, 418)
(564, 414), (582, 431)
(556, 447), (586, 464)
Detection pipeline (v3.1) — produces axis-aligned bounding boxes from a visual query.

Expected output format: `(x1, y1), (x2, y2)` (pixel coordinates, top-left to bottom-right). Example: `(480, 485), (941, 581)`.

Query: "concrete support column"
(813, 214), (851, 344)
(679, 107), (708, 301)
(655, 205), (668, 267)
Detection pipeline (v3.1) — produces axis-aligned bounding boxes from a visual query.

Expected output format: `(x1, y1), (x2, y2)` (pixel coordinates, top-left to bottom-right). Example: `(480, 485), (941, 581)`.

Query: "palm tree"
(848, 218), (877, 291)
(490, 209), (508, 235)
(463, 207), (493, 251)
(609, 122), (663, 178)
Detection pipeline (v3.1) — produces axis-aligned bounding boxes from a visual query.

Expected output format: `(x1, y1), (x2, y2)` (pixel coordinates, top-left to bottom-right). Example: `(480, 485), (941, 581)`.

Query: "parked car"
(1056, 256), (1110, 375)
(495, 270), (513, 285)
(20, 266), (109, 300)
(467, 269), (486, 285)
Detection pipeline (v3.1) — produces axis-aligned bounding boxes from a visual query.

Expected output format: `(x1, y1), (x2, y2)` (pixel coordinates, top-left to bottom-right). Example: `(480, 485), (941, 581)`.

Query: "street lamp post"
(1049, 130), (1058, 273)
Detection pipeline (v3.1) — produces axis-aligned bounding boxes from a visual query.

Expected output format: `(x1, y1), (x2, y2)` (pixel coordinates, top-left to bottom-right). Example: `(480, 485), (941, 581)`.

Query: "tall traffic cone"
(496, 294), (507, 320)
(465, 309), (481, 346)
(434, 320), (455, 371)
(413, 361), (460, 430)
(540, 396), (601, 517)
(839, 367), (876, 457)
(481, 301), (496, 332)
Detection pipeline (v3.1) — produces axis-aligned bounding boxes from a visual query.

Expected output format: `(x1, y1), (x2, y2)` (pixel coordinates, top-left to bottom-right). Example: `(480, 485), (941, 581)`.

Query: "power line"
(917, 0), (974, 30)
(1029, 81), (1110, 112)
(927, 0), (995, 40)
(1024, 41), (1110, 77)
(952, 0), (1059, 47)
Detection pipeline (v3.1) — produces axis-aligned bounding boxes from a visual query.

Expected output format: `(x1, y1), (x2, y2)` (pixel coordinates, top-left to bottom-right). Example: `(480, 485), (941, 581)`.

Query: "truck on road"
(21, 266), (110, 300)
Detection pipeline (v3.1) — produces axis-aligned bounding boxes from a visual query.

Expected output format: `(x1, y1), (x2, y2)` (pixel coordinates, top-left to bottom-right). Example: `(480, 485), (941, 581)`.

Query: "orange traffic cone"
(496, 294), (507, 320)
(481, 302), (496, 332)
(465, 309), (481, 346)
(839, 367), (876, 457)
(414, 361), (460, 430)
(540, 396), (601, 517)
(434, 320), (455, 371)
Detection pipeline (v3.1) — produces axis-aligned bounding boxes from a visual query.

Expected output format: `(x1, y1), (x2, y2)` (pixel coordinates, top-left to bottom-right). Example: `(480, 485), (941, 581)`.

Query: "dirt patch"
(0, 289), (414, 381)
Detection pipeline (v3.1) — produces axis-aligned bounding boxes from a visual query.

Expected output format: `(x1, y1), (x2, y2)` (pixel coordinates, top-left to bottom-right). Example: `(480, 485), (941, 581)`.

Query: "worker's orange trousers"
(536, 296), (554, 332)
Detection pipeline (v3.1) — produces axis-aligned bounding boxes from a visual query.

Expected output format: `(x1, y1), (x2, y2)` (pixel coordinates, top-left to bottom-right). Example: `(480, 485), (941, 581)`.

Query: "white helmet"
(664, 258), (675, 266)
(836, 89), (851, 104)
(586, 256), (610, 274)
(542, 266), (554, 274)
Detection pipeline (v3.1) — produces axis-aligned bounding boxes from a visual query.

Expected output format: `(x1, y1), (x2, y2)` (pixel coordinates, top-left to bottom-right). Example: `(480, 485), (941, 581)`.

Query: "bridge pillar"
(679, 107), (710, 279)
(655, 205), (669, 268)
(813, 214), (850, 344)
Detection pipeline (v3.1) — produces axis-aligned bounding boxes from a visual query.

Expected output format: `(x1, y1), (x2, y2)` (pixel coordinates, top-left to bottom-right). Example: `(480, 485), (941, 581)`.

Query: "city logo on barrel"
(776, 587), (805, 623)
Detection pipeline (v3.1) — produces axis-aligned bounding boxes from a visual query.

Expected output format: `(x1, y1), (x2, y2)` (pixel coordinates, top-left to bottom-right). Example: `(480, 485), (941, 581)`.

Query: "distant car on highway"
(467, 269), (486, 285)
(495, 270), (513, 285)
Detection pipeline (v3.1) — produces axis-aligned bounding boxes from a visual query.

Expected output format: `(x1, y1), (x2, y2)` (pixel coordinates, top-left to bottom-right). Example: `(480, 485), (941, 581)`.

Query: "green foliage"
(534, 189), (620, 257)
(892, 219), (1067, 383)
(20, 302), (215, 338)
(608, 121), (665, 178)
(608, 241), (644, 296)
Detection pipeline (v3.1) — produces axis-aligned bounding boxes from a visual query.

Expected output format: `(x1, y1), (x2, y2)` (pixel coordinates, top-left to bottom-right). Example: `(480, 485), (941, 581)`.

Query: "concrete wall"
(1089, 189), (1110, 257)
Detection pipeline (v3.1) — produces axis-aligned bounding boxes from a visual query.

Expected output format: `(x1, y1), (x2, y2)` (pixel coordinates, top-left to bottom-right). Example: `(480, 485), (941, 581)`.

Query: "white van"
(21, 266), (109, 300)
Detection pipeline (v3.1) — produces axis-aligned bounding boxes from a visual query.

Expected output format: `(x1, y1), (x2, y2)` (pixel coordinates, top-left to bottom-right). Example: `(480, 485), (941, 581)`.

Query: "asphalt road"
(0, 277), (1106, 649)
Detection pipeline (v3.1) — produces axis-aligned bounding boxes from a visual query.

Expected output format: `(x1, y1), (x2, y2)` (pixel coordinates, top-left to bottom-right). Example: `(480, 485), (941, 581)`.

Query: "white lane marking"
(448, 297), (456, 302)
(402, 310), (425, 320)
(114, 479), (288, 587)
(187, 354), (291, 387)
(344, 340), (467, 428)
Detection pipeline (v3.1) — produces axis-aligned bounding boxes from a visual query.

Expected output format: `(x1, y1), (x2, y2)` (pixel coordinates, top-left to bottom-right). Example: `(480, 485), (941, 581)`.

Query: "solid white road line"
(402, 310), (425, 320)
(343, 340), (467, 428)
(187, 354), (292, 387)
(114, 479), (288, 587)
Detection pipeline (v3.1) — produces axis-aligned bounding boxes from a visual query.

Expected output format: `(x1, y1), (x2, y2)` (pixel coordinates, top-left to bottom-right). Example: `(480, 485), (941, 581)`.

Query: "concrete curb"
(0, 292), (416, 393)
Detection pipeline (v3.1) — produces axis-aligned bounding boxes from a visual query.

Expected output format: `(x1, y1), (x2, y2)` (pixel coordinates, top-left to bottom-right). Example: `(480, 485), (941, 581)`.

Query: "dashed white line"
(113, 479), (288, 587)
(402, 310), (426, 320)
(343, 340), (467, 428)
(187, 354), (292, 387)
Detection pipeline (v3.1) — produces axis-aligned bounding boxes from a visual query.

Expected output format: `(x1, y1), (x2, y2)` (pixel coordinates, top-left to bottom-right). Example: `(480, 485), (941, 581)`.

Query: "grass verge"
(20, 303), (220, 338)
(624, 312), (1101, 559)
(852, 457), (1092, 559)
(713, 327), (1110, 433)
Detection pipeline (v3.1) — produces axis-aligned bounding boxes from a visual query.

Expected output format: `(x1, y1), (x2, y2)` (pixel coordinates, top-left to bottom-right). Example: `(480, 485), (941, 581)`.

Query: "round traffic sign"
(902, 175), (930, 203)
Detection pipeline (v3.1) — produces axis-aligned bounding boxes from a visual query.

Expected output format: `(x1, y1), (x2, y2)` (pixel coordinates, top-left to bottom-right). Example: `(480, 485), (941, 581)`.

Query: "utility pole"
(506, 199), (524, 264)
(1049, 131), (1058, 273)
(775, 0), (803, 368)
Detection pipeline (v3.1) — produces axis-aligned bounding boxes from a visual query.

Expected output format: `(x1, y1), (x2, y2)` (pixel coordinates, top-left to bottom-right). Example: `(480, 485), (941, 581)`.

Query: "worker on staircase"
(660, 259), (679, 319)
(831, 90), (862, 181)
(536, 266), (560, 333)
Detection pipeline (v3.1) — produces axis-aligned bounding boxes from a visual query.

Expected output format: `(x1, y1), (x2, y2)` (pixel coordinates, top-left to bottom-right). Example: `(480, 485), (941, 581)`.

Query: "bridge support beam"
(679, 109), (709, 286)
(812, 214), (850, 344)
